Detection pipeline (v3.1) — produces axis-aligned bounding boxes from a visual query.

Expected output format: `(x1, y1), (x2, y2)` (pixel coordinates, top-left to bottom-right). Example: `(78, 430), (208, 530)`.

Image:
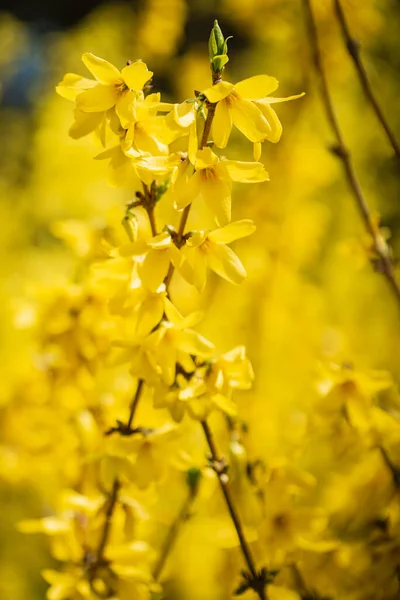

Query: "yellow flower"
(144, 300), (214, 386)
(182, 219), (256, 290)
(202, 75), (276, 148)
(58, 53), (153, 118)
(117, 230), (192, 293)
(174, 147), (269, 226)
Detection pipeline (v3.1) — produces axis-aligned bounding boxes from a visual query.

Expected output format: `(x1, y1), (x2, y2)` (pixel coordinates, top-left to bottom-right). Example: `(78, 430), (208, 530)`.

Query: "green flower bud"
(186, 467), (202, 494)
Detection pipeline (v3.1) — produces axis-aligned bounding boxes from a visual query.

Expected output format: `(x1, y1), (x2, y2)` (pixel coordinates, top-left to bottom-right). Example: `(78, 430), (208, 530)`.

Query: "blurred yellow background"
(1, 0), (400, 598)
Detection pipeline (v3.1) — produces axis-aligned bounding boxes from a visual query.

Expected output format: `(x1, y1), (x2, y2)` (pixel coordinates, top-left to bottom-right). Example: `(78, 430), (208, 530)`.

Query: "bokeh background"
(1, 0), (400, 598)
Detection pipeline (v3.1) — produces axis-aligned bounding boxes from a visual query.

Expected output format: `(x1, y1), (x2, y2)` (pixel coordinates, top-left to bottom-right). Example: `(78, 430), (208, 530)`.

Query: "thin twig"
(201, 420), (267, 600)
(95, 478), (120, 565)
(126, 378), (145, 430)
(302, 0), (400, 306)
(333, 0), (400, 166)
(152, 489), (198, 581)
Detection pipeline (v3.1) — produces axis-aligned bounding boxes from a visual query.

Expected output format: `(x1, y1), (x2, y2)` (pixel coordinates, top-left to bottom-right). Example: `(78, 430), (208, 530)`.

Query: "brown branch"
(302, 0), (400, 306)
(95, 478), (120, 565)
(333, 0), (400, 166)
(201, 420), (267, 600)
(126, 378), (145, 430)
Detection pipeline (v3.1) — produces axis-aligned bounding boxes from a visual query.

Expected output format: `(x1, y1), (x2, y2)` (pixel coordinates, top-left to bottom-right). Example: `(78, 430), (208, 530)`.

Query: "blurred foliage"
(1, 0), (400, 599)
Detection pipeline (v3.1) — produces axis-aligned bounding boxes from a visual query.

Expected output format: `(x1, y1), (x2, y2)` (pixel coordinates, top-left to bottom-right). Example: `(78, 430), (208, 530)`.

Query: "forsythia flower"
(174, 147), (269, 225)
(58, 53), (153, 116)
(183, 220), (256, 290)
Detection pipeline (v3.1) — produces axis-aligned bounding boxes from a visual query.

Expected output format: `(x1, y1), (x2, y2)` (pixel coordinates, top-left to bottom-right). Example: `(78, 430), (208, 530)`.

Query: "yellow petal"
(115, 90), (136, 128)
(76, 84), (119, 112)
(208, 220), (256, 244)
(221, 159), (269, 183)
(212, 393), (237, 416)
(82, 52), (121, 84)
(69, 110), (104, 139)
(262, 92), (305, 104)
(56, 73), (96, 101)
(212, 100), (232, 148)
(147, 232), (172, 250)
(156, 336), (177, 386)
(175, 329), (214, 357)
(195, 147), (219, 170)
(193, 249), (208, 291)
(201, 178), (232, 226)
(235, 74), (279, 99)
(230, 97), (270, 142)
(136, 294), (165, 337)
(174, 170), (202, 210)
(139, 249), (170, 292)
(255, 102), (283, 143)
(206, 243), (247, 284)
(164, 298), (186, 328)
(253, 142), (262, 161)
(188, 119), (198, 165)
(202, 80), (234, 103)
(121, 60), (153, 90)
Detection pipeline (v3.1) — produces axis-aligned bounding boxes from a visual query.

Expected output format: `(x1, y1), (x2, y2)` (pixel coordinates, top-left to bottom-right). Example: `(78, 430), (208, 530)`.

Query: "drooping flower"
(182, 220), (256, 290)
(174, 147), (269, 226)
(202, 75), (304, 156)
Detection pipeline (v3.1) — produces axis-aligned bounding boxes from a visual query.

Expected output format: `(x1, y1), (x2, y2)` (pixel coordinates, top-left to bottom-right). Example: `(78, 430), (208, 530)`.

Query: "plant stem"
(95, 478), (120, 565)
(152, 489), (198, 581)
(127, 378), (145, 430)
(302, 0), (400, 306)
(333, 0), (400, 166)
(201, 420), (266, 600)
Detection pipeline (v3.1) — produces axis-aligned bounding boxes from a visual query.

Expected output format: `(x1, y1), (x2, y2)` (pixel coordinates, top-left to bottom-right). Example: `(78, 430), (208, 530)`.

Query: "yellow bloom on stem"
(182, 219), (256, 291)
(117, 230), (192, 293)
(174, 147), (268, 226)
(202, 75), (276, 148)
(57, 53), (153, 118)
(144, 299), (214, 386)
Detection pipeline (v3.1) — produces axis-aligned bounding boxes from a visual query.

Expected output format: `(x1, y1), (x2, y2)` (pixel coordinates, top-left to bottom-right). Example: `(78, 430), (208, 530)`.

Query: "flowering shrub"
(2, 6), (400, 600)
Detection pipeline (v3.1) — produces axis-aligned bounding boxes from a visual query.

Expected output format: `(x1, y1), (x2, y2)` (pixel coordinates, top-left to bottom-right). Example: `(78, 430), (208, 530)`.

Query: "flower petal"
(82, 52), (121, 84)
(69, 110), (104, 139)
(221, 159), (269, 183)
(261, 92), (305, 104)
(139, 249), (170, 292)
(230, 97), (271, 142)
(175, 329), (214, 357)
(136, 294), (165, 337)
(174, 171), (202, 210)
(202, 80), (234, 103)
(255, 102), (282, 143)
(121, 61), (153, 90)
(192, 249), (208, 291)
(206, 243), (247, 284)
(195, 147), (219, 170)
(56, 73), (97, 101)
(201, 178), (232, 226)
(235, 75), (279, 100)
(76, 84), (119, 112)
(212, 100), (232, 148)
(208, 220), (256, 244)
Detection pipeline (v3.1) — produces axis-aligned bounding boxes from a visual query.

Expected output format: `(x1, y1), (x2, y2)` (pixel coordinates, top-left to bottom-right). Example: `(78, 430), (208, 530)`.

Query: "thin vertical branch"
(201, 420), (267, 600)
(333, 0), (400, 166)
(302, 0), (400, 306)
(152, 488), (198, 581)
(126, 378), (145, 430)
(95, 478), (120, 564)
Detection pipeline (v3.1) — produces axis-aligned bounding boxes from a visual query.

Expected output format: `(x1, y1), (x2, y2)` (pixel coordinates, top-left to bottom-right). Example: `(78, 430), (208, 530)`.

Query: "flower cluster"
(14, 19), (314, 600)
